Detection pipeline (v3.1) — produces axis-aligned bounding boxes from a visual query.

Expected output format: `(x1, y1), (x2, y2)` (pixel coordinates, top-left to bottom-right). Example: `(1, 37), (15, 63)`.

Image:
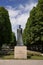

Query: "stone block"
(14, 46), (27, 59)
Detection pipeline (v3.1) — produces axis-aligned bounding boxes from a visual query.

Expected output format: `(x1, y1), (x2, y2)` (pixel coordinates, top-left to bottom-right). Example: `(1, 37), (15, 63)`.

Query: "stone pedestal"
(14, 46), (27, 59)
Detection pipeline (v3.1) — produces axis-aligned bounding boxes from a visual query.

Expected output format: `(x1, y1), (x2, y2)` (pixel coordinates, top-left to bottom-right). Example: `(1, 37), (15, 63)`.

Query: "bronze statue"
(17, 25), (23, 46)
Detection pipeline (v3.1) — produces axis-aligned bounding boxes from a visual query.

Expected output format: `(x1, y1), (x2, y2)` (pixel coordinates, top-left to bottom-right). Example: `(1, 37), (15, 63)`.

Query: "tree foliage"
(23, 0), (43, 46)
(10, 32), (16, 48)
(0, 7), (12, 49)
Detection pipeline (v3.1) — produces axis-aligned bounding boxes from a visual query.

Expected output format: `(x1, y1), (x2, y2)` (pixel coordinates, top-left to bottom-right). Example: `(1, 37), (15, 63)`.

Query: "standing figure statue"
(17, 25), (23, 46)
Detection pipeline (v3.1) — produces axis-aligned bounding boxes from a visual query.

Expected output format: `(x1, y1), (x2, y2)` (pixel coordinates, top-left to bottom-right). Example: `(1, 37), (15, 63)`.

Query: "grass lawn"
(3, 55), (14, 59)
(0, 50), (43, 60)
(29, 56), (43, 60)
(0, 55), (43, 60)
(0, 55), (14, 59)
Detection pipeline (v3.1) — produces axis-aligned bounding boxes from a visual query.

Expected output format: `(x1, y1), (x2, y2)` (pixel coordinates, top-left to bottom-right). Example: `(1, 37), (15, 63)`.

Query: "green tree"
(10, 32), (16, 48)
(23, 0), (43, 47)
(0, 7), (12, 49)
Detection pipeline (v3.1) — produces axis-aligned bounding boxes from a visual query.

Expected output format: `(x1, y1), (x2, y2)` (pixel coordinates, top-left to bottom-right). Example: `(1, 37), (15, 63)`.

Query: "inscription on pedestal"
(14, 46), (27, 59)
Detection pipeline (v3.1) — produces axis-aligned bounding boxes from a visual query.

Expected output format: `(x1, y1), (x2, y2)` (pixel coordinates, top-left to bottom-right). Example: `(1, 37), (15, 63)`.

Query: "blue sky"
(0, 0), (38, 37)
(0, 0), (38, 7)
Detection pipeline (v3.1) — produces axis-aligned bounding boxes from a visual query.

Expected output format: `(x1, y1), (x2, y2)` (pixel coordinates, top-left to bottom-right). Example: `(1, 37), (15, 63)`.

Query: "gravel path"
(0, 60), (43, 65)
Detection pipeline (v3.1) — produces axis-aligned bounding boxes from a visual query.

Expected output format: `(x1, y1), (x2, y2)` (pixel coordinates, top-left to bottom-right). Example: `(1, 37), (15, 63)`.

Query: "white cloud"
(6, 2), (37, 37)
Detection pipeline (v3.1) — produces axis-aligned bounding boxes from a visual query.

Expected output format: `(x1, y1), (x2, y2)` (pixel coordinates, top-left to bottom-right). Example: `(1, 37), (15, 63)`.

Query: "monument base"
(14, 46), (27, 59)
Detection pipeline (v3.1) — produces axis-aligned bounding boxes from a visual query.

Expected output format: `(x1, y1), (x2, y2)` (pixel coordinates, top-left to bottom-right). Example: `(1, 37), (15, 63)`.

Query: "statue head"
(19, 25), (21, 29)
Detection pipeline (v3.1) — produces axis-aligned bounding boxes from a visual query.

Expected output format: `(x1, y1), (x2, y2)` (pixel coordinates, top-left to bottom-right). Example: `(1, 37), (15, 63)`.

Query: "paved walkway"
(0, 60), (43, 65)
